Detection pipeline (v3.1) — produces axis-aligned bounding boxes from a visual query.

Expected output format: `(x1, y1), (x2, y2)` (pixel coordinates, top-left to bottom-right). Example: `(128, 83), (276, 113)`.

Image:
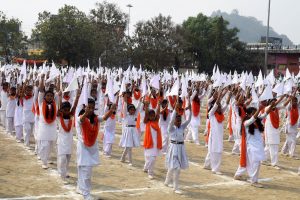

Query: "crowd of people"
(0, 62), (299, 200)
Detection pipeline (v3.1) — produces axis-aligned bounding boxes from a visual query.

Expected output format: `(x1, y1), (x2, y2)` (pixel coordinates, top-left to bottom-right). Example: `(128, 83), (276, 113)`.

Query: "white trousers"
(39, 140), (54, 166)
(232, 138), (241, 154)
(144, 156), (156, 175)
(23, 122), (34, 147)
(0, 111), (6, 129)
(264, 144), (279, 166)
(121, 147), (132, 163)
(204, 152), (222, 172)
(186, 125), (199, 144)
(165, 168), (180, 190)
(281, 132), (297, 157)
(15, 125), (23, 140)
(77, 166), (93, 198)
(6, 117), (14, 135)
(235, 160), (261, 183)
(57, 154), (71, 178)
(161, 129), (169, 153)
(103, 143), (112, 156)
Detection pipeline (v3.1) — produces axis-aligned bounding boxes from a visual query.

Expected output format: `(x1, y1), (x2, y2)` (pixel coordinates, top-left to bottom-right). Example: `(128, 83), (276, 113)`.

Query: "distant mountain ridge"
(211, 10), (294, 46)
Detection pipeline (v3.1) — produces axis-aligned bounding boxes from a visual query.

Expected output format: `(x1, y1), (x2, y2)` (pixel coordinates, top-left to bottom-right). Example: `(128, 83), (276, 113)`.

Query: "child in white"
(6, 87), (17, 135)
(119, 94), (141, 165)
(164, 99), (191, 194)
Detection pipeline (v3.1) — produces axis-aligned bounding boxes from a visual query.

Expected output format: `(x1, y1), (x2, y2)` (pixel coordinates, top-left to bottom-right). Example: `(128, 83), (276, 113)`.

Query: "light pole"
(126, 4), (133, 37)
(264, 0), (271, 75)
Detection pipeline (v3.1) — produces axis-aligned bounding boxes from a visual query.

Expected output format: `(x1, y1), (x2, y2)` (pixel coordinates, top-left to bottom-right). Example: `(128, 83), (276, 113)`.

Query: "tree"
(182, 14), (254, 73)
(33, 5), (94, 66)
(0, 11), (26, 63)
(90, 1), (128, 67)
(131, 14), (182, 70)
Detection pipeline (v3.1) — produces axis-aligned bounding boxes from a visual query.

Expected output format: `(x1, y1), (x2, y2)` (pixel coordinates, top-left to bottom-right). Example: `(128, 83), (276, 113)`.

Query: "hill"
(211, 10), (294, 46)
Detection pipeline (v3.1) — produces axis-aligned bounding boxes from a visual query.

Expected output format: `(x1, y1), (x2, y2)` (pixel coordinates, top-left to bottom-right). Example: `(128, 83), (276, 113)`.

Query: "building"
(247, 43), (300, 76)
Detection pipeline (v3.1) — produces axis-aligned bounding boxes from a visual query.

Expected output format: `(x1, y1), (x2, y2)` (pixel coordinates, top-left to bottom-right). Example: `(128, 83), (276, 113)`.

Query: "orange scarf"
(24, 94), (32, 100)
(290, 107), (299, 126)
(32, 100), (40, 116)
(215, 112), (225, 123)
(134, 91), (141, 100)
(81, 116), (99, 147)
(269, 108), (279, 129)
(136, 112), (141, 129)
(60, 115), (73, 132)
(63, 95), (70, 101)
(144, 121), (162, 149)
(206, 120), (210, 144)
(228, 106), (233, 136)
(42, 100), (57, 124)
(168, 96), (176, 109)
(192, 100), (200, 117)
(240, 124), (247, 167)
(110, 113), (115, 119)
(127, 96), (132, 104)
(150, 97), (158, 109)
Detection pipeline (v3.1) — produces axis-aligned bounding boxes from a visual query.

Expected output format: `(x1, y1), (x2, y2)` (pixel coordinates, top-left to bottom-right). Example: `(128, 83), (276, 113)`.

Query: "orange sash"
(228, 106), (233, 136)
(269, 108), (279, 129)
(136, 112), (141, 129)
(215, 112), (225, 123)
(134, 91), (141, 100)
(32, 99), (40, 116)
(42, 100), (57, 124)
(290, 107), (299, 126)
(240, 124), (247, 167)
(150, 97), (158, 109)
(60, 115), (73, 132)
(81, 116), (99, 147)
(168, 96), (176, 109)
(24, 95), (32, 100)
(192, 100), (200, 117)
(206, 120), (210, 144)
(63, 95), (70, 101)
(143, 121), (162, 149)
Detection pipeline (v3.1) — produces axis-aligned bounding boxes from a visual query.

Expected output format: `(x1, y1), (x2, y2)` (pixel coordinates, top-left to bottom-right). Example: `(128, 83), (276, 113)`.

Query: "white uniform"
(232, 104), (243, 154)
(22, 96), (35, 147)
(235, 116), (265, 183)
(103, 107), (117, 156)
(281, 103), (299, 157)
(76, 115), (103, 198)
(159, 110), (171, 153)
(6, 97), (16, 135)
(144, 125), (161, 176)
(14, 100), (23, 141)
(264, 105), (283, 167)
(119, 101), (141, 164)
(57, 117), (74, 178)
(0, 90), (8, 129)
(164, 110), (191, 191)
(186, 91), (205, 145)
(37, 92), (58, 166)
(204, 102), (228, 173)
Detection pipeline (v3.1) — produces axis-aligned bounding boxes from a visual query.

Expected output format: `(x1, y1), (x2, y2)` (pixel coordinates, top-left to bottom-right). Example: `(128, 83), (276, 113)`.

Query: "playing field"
(0, 109), (299, 200)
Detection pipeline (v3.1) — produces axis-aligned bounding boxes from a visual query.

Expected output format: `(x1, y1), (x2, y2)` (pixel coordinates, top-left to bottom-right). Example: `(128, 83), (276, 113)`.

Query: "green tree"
(132, 14), (183, 70)
(182, 14), (253, 73)
(33, 5), (94, 65)
(0, 11), (26, 63)
(90, 1), (128, 67)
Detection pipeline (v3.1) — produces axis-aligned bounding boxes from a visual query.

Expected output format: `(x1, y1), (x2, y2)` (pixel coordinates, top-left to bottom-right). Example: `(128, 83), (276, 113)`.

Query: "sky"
(1, 0), (299, 44)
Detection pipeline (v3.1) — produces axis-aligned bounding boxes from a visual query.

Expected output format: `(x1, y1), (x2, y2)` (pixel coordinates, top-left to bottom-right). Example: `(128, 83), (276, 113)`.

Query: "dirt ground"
(0, 108), (299, 200)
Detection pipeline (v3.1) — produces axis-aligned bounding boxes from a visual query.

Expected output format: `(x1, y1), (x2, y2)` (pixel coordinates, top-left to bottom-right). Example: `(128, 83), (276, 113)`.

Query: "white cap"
(259, 84), (273, 101)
